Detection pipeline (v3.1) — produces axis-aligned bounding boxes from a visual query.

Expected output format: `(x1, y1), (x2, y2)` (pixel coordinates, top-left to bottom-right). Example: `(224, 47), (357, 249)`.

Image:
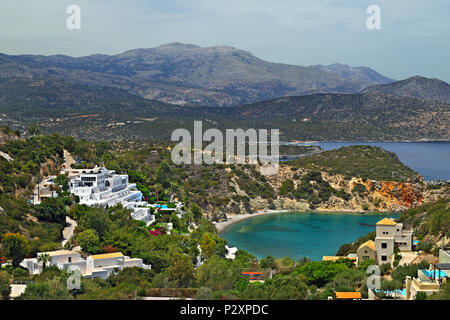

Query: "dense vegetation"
(335, 231), (376, 257)
(287, 146), (420, 182)
(0, 130), (448, 300)
(398, 197), (450, 238)
(1, 75), (449, 141)
(278, 171), (337, 207)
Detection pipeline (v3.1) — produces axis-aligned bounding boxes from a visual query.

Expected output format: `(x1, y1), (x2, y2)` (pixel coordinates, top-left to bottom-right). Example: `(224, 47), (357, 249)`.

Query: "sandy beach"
(215, 209), (291, 233)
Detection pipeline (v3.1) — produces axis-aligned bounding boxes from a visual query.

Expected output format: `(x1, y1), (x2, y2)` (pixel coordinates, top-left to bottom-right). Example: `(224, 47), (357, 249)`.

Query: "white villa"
(20, 250), (151, 280)
(69, 168), (155, 225)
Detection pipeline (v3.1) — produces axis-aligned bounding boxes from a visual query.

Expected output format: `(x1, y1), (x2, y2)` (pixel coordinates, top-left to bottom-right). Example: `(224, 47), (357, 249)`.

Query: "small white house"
(20, 250), (151, 280)
(225, 245), (238, 260)
(21, 250), (85, 275)
(84, 252), (151, 279)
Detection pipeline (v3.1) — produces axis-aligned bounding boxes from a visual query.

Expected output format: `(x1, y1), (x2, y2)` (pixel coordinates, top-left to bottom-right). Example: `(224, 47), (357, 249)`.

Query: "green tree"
(275, 256), (295, 273)
(260, 255), (276, 269)
(417, 241), (433, 253)
(166, 252), (196, 288)
(128, 170), (147, 184)
(415, 292), (428, 300)
(200, 233), (216, 259)
(34, 197), (67, 224)
(78, 210), (109, 237)
(358, 258), (376, 272)
(77, 229), (100, 254)
(296, 260), (349, 287)
(234, 277), (250, 293)
(191, 204), (203, 222)
(196, 256), (240, 291)
(27, 124), (41, 136)
(269, 274), (309, 300)
(155, 160), (171, 187)
(279, 179), (294, 196)
(1, 233), (30, 267)
(54, 174), (69, 192)
(170, 213), (182, 231)
(352, 183), (368, 194)
(391, 261), (429, 283)
(0, 271), (12, 300)
(37, 253), (52, 270)
(95, 141), (110, 159)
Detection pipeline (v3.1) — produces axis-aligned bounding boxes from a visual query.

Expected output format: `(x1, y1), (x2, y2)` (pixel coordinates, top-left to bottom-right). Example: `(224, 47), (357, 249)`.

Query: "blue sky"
(0, 0), (449, 82)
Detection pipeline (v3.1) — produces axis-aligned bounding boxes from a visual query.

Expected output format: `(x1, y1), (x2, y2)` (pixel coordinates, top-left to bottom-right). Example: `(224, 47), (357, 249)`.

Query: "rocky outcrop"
(363, 179), (423, 208)
(266, 167), (424, 212)
(422, 183), (450, 203)
(202, 165), (445, 221)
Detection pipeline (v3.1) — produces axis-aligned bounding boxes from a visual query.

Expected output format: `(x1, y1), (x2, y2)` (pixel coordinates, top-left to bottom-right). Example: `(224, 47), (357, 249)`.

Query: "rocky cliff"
(266, 166), (424, 213)
(207, 165), (428, 221)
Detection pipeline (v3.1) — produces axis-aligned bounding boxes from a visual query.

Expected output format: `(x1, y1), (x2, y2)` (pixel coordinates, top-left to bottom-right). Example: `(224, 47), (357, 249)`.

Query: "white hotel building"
(69, 168), (155, 225)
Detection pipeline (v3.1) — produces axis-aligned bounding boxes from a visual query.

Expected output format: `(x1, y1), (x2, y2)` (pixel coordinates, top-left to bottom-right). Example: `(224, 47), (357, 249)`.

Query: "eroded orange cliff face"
(363, 180), (423, 209)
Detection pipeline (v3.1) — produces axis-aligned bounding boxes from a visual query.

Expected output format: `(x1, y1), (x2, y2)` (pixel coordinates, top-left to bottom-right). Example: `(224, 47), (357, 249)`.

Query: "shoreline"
(215, 209), (399, 234)
(215, 210), (290, 233)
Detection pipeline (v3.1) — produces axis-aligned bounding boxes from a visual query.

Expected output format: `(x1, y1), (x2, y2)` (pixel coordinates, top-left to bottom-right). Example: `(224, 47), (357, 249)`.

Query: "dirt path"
(62, 216), (77, 248)
(398, 251), (418, 266)
(61, 149), (75, 172)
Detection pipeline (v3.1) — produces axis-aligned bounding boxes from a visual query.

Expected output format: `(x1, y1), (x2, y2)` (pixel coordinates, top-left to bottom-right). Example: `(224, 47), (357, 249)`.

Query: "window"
(381, 256), (387, 261)
(382, 243), (387, 249)
(68, 257), (72, 263)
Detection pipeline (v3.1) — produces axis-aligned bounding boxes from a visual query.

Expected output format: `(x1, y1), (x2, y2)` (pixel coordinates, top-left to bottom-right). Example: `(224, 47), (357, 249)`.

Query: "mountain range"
(0, 43), (394, 107)
(0, 43), (449, 141)
(0, 76), (448, 142)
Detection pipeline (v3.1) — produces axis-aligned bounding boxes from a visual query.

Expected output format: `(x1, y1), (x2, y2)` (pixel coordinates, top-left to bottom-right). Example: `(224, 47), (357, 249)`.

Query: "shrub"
(415, 292), (428, 300)
(417, 242), (433, 253)
(352, 183), (368, 194)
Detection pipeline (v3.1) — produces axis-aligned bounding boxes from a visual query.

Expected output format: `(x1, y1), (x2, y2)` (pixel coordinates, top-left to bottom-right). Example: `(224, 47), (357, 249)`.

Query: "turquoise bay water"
(221, 142), (448, 260)
(220, 212), (399, 261)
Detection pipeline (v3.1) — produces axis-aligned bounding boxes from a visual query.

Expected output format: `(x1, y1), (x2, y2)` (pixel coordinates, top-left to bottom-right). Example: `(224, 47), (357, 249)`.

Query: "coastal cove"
(219, 211), (400, 261)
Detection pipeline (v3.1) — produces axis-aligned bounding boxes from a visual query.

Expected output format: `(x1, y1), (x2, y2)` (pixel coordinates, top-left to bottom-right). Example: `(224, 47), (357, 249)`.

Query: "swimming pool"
(422, 270), (448, 278)
(153, 204), (169, 209)
(374, 289), (406, 296)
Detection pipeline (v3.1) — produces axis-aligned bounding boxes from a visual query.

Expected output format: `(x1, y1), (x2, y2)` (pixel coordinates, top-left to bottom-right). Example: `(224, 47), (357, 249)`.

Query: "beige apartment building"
(374, 218), (413, 265)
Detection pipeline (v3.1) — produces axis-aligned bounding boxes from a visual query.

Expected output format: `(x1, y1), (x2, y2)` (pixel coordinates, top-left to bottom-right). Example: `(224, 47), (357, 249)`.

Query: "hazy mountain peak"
(0, 43), (401, 106)
(157, 42), (200, 50)
(362, 75), (450, 103)
(313, 63), (394, 84)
